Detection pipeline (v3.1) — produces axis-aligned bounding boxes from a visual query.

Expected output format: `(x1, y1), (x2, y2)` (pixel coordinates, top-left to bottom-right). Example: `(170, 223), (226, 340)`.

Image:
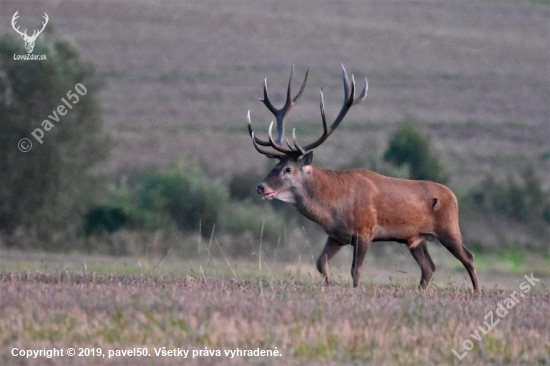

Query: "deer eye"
(284, 167), (292, 174)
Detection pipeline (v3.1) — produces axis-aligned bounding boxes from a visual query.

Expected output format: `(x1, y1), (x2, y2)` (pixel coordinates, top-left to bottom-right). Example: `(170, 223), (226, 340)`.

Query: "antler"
(297, 64), (367, 152)
(11, 11), (48, 40)
(11, 11), (27, 38)
(248, 66), (309, 158)
(248, 64), (367, 160)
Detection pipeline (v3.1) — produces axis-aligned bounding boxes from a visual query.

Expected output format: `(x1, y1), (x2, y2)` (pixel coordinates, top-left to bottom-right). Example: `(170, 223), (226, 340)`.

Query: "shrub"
(139, 169), (228, 236)
(84, 206), (128, 236)
(383, 117), (448, 183)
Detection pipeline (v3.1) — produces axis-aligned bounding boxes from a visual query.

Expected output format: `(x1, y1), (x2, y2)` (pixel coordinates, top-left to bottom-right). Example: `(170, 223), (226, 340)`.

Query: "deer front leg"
(316, 237), (343, 285)
(351, 235), (371, 287)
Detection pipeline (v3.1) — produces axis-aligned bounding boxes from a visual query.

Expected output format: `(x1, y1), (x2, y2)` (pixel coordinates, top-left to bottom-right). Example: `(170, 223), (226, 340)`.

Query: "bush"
(139, 168), (228, 236)
(84, 206), (128, 236)
(383, 117), (448, 183)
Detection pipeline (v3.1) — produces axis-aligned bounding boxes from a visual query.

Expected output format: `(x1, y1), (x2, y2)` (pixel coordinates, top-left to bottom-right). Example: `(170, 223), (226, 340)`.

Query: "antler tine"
(248, 110), (271, 147)
(248, 111), (295, 158)
(261, 77), (278, 115)
(355, 77), (368, 104)
(250, 132), (285, 159)
(291, 128), (307, 156)
(11, 10), (19, 25)
(268, 121), (296, 154)
(258, 66), (309, 147)
(283, 129), (307, 156)
(301, 64), (368, 152)
(342, 63), (351, 103)
(318, 88), (329, 137)
(292, 67), (309, 103)
(11, 11), (28, 37)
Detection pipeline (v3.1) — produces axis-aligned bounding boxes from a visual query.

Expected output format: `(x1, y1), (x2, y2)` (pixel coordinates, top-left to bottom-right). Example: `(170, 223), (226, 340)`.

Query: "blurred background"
(0, 1), (548, 279)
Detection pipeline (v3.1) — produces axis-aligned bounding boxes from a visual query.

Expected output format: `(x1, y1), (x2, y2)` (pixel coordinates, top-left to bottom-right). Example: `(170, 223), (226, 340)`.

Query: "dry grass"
(0, 269), (548, 366)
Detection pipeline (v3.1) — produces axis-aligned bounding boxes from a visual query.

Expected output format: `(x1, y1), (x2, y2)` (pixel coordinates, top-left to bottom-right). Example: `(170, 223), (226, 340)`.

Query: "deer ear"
(299, 151), (313, 166)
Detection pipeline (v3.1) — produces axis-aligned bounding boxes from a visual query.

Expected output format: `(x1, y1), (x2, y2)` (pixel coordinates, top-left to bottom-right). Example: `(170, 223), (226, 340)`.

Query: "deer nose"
(256, 184), (265, 195)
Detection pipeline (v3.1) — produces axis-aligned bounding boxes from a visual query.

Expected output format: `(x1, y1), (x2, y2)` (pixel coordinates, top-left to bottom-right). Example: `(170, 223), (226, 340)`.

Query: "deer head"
(11, 11), (49, 54)
(248, 64), (368, 202)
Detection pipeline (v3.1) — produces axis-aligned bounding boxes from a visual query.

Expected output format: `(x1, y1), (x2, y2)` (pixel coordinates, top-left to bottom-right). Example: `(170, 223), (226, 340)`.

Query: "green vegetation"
(469, 167), (550, 225)
(83, 165), (285, 254)
(139, 167), (227, 234)
(383, 117), (448, 183)
(0, 31), (108, 250)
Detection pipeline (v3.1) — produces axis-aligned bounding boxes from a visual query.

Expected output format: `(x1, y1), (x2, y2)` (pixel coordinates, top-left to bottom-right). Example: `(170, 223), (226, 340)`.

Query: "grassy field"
(0, 249), (549, 365)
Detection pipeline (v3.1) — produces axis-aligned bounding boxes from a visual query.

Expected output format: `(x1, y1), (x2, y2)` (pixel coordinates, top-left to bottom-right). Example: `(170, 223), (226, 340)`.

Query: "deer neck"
(292, 167), (343, 228)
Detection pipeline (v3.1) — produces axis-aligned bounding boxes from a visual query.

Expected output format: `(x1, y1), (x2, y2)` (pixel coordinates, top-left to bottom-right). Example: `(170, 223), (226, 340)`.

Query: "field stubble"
(0, 252), (548, 365)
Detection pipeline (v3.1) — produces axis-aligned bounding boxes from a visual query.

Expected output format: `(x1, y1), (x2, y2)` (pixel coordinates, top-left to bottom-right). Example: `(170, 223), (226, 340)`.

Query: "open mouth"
(262, 191), (276, 200)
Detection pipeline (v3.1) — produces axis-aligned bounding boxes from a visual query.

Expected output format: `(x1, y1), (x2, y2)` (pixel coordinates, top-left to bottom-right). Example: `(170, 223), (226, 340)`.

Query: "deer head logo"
(11, 11), (49, 54)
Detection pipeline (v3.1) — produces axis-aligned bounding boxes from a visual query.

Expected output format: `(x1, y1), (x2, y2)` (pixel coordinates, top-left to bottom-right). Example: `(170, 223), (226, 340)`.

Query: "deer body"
(248, 65), (479, 292)
(288, 168), (452, 245)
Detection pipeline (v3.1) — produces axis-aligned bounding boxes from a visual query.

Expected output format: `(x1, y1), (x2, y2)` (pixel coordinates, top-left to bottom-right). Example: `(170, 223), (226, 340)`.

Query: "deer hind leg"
(409, 240), (436, 289)
(351, 235), (371, 287)
(437, 232), (480, 293)
(316, 237), (343, 285)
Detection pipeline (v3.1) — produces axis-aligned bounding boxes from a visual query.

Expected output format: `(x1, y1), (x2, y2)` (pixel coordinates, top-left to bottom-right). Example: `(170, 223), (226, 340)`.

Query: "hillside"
(2, 0), (547, 187)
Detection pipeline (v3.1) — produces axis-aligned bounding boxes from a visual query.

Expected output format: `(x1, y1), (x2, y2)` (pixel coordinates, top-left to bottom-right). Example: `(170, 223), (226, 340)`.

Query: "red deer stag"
(247, 65), (479, 293)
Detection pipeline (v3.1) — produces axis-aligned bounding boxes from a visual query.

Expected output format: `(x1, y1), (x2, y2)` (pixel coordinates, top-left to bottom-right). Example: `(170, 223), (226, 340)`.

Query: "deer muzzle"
(256, 183), (275, 200)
